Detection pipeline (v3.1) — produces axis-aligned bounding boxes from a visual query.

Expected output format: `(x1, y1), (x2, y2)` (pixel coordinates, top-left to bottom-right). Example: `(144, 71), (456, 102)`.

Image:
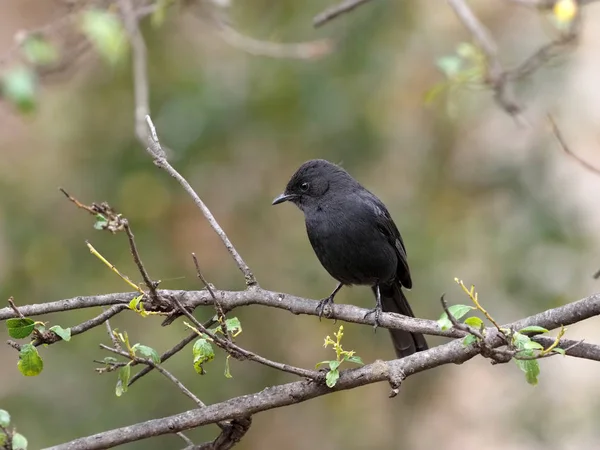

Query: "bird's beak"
(272, 193), (297, 205)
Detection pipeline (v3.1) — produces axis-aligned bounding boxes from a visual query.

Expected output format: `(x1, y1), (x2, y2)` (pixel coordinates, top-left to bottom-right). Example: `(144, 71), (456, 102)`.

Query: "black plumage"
(272, 159), (428, 358)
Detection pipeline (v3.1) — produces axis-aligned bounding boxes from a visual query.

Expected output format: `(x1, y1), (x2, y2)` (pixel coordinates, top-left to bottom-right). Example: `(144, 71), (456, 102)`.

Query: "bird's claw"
(364, 306), (382, 333)
(316, 296), (335, 321)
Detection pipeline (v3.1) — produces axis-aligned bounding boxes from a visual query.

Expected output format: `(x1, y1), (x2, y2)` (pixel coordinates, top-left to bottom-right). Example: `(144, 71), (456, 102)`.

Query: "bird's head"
(272, 159), (355, 210)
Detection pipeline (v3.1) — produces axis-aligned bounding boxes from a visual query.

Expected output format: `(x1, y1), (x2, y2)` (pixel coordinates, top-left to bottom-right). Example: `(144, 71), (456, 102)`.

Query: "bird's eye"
(300, 182), (310, 192)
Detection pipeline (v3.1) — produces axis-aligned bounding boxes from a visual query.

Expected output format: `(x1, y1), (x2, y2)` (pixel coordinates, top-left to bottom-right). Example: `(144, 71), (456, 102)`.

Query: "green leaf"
(132, 344), (160, 364)
(437, 304), (474, 331)
(464, 316), (484, 328)
(224, 355), (232, 379)
(436, 55), (462, 78)
(512, 332), (531, 350)
(94, 214), (109, 230)
(515, 350), (540, 385)
(325, 369), (339, 388)
(523, 341), (544, 350)
(315, 360), (331, 369)
(519, 326), (549, 334)
(1, 66), (37, 113)
(17, 344), (43, 376)
(49, 325), (71, 342)
(224, 317), (242, 336)
(0, 409), (10, 427)
(115, 364), (130, 397)
(22, 36), (59, 66)
(192, 338), (215, 375)
(80, 10), (128, 65)
(12, 433), (28, 450)
(328, 360), (341, 371)
(102, 356), (118, 364)
(0, 432), (6, 446)
(462, 334), (478, 347)
(346, 355), (364, 365)
(552, 347), (566, 355)
(6, 318), (35, 339)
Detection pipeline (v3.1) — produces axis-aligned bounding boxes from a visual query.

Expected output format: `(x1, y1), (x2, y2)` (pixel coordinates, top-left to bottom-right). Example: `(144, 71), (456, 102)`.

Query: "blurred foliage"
(0, 1), (599, 450)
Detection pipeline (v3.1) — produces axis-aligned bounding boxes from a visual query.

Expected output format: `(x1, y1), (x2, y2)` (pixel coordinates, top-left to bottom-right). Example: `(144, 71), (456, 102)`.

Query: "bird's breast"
(304, 206), (397, 286)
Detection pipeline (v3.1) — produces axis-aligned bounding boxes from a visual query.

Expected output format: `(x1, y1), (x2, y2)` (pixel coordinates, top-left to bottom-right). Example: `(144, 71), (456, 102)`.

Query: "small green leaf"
(80, 10), (128, 65)
(1, 66), (37, 113)
(192, 338), (214, 375)
(512, 332), (531, 350)
(515, 350), (540, 385)
(94, 214), (109, 230)
(12, 433), (28, 450)
(519, 326), (549, 334)
(464, 316), (484, 328)
(224, 317), (242, 336)
(115, 364), (130, 397)
(0, 432), (6, 446)
(224, 355), (232, 379)
(552, 347), (566, 355)
(328, 360), (341, 371)
(22, 36), (59, 66)
(325, 369), (339, 388)
(462, 334), (478, 347)
(436, 55), (462, 78)
(17, 344), (43, 376)
(132, 344), (160, 363)
(0, 409), (10, 427)
(346, 355), (364, 365)
(437, 304), (474, 330)
(6, 318), (35, 339)
(49, 325), (71, 342)
(523, 341), (544, 350)
(102, 356), (118, 364)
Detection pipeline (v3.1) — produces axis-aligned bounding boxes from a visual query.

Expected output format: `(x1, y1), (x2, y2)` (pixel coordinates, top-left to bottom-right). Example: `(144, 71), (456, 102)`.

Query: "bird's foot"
(364, 306), (382, 333)
(316, 296), (335, 321)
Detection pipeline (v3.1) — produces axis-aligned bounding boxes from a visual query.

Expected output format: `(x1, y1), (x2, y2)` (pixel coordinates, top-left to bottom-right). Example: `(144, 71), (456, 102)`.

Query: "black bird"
(272, 159), (428, 358)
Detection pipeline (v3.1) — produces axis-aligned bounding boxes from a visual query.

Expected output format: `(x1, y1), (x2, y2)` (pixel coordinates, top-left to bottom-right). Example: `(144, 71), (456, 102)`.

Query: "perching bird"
(272, 159), (428, 358)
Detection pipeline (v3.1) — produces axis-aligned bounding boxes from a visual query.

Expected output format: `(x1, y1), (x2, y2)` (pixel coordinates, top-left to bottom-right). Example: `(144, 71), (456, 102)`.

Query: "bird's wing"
(368, 196), (412, 289)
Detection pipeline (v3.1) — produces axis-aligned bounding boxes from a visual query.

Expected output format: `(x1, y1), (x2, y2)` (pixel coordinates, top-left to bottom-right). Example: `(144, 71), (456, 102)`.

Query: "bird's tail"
(375, 283), (428, 358)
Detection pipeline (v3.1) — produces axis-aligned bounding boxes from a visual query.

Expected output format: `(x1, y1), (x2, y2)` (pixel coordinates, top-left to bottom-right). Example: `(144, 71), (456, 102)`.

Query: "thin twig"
(169, 293), (321, 380)
(86, 241), (145, 294)
(208, 7), (333, 59)
(313, 0), (375, 27)
(100, 344), (207, 408)
(144, 116), (258, 286)
(548, 114), (600, 176)
(177, 433), (194, 447)
(192, 253), (227, 335)
(128, 328), (213, 387)
(104, 313), (122, 351)
(446, 0), (521, 116)
(8, 297), (25, 319)
(118, 0), (151, 143)
(123, 221), (162, 305)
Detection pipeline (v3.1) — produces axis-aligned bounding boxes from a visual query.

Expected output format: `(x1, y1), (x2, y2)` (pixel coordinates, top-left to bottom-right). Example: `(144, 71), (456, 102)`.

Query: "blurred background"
(1, 1), (600, 449)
